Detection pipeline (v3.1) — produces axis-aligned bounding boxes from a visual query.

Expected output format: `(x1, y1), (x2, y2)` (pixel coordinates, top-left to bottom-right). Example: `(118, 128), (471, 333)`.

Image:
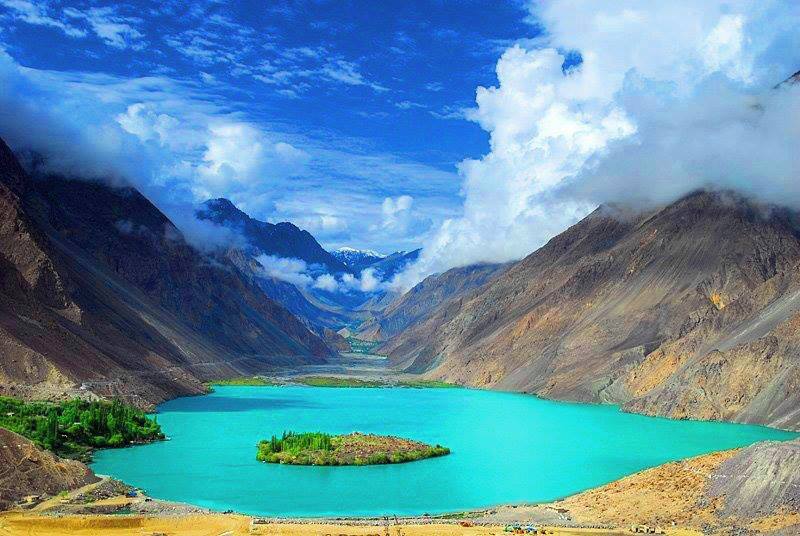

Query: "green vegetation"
(345, 336), (382, 354)
(206, 376), (280, 387)
(397, 380), (459, 389)
(256, 431), (450, 466)
(294, 376), (460, 389)
(295, 376), (385, 388)
(0, 396), (164, 460)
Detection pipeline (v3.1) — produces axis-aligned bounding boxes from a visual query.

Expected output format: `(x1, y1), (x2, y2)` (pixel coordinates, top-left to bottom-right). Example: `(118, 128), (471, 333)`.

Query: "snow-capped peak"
(335, 246), (386, 258)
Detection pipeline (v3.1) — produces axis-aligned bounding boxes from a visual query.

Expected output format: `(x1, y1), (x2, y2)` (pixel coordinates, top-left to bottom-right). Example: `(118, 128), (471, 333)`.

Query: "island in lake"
(256, 431), (450, 465)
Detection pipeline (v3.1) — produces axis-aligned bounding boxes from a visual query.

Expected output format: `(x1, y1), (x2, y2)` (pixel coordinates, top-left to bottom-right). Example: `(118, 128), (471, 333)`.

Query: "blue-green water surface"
(92, 386), (797, 517)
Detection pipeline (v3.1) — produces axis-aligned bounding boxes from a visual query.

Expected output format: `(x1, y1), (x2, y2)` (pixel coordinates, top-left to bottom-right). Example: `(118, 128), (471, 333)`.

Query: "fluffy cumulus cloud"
(194, 123), (309, 200)
(397, 0), (800, 289)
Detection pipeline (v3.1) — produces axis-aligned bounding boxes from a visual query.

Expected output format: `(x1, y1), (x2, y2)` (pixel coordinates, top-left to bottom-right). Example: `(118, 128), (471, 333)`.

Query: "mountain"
(357, 262), (506, 341)
(0, 428), (98, 510)
(382, 191), (800, 430)
(0, 137), (330, 408)
(368, 248), (421, 281)
(330, 246), (386, 273)
(197, 198), (348, 274)
(224, 248), (357, 334)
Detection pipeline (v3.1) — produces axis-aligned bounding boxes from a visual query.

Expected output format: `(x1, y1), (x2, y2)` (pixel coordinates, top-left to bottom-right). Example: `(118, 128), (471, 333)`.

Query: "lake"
(92, 385), (797, 517)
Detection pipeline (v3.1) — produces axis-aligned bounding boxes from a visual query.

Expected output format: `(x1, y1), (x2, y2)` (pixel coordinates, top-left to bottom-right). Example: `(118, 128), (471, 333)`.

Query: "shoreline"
(0, 448), (740, 535)
(5, 443), (800, 534)
(4, 360), (798, 534)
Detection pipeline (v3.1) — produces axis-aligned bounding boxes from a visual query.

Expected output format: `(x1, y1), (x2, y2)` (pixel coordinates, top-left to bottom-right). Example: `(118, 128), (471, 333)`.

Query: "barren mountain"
(359, 262), (506, 342)
(383, 191), (800, 429)
(0, 428), (98, 510)
(0, 137), (330, 407)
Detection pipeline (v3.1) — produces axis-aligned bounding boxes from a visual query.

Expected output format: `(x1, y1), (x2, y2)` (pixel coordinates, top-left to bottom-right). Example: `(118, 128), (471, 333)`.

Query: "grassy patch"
(205, 376), (280, 387)
(0, 396), (163, 460)
(295, 376), (386, 388)
(398, 380), (459, 389)
(256, 431), (450, 466)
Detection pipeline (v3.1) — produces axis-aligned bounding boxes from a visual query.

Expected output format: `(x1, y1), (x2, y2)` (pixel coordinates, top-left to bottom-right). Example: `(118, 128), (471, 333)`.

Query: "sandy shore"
(0, 458), (707, 536)
(0, 513), (696, 536)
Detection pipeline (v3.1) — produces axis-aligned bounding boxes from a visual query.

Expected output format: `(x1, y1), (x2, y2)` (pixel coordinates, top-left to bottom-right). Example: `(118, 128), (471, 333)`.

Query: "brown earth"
(0, 136), (330, 409)
(382, 191), (800, 430)
(555, 438), (800, 535)
(357, 263), (506, 344)
(0, 428), (98, 510)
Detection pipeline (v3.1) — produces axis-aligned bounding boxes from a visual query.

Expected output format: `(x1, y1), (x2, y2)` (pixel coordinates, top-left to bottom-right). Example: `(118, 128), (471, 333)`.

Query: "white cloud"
(0, 43), (456, 254)
(397, 0), (800, 289)
(195, 123), (309, 199)
(313, 273), (339, 292)
(63, 7), (144, 49)
(395, 100), (426, 110)
(255, 254), (314, 287)
(255, 254), (389, 294)
(381, 195), (413, 228)
(0, 2), (144, 49)
(0, 0), (85, 37)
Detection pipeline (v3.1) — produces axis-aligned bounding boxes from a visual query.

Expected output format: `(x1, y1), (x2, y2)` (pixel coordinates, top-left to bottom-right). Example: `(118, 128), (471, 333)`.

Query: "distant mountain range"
(197, 198), (348, 274)
(330, 247), (387, 273)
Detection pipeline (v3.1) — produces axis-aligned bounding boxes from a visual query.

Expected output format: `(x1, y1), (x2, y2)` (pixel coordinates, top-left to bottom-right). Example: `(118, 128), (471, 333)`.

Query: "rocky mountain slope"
(369, 249), (421, 281)
(552, 438), (800, 533)
(197, 198), (348, 274)
(0, 137), (330, 407)
(358, 262), (506, 342)
(383, 191), (800, 429)
(224, 248), (356, 334)
(0, 428), (98, 510)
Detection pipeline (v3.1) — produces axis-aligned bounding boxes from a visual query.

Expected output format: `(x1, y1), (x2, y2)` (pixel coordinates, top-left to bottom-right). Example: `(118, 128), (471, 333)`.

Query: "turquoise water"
(92, 386), (797, 517)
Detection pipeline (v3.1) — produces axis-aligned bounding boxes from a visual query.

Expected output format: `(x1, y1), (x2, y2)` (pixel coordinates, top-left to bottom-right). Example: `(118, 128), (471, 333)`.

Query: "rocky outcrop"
(0, 428), (98, 510)
(555, 438), (800, 533)
(0, 137), (330, 407)
(707, 438), (800, 519)
(384, 191), (800, 429)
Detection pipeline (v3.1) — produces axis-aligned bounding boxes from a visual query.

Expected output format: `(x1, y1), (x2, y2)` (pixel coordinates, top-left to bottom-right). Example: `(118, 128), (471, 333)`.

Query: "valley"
(3, 129), (800, 534)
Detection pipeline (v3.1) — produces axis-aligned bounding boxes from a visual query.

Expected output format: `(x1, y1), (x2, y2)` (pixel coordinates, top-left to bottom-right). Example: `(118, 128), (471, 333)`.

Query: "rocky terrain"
(553, 437), (800, 534)
(0, 137), (330, 408)
(383, 191), (800, 429)
(0, 428), (98, 510)
(358, 262), (506, 342)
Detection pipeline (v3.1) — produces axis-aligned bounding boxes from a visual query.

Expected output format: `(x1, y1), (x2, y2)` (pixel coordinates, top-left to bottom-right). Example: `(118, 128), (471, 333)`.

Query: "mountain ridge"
(197, 198), (348, 274)
(0, 137), (330, 408)
(382, 190), (800, 430)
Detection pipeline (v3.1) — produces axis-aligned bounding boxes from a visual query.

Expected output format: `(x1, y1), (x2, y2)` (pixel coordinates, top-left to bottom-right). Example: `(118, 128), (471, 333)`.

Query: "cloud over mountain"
(398, 0), (800, 289)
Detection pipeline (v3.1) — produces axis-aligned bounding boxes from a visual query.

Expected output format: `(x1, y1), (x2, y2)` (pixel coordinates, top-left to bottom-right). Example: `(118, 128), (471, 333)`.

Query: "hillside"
(383, 191), (800, 429)
(0, 137), (330, 408)
(0, 428), (98, 510)
(359, 262), (506, 342)
(551, 438), (800, 533)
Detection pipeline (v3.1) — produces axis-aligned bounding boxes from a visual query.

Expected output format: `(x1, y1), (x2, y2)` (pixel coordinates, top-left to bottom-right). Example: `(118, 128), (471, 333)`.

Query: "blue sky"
(0, 0), (534, 253)
(2, 1), (798, 290)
